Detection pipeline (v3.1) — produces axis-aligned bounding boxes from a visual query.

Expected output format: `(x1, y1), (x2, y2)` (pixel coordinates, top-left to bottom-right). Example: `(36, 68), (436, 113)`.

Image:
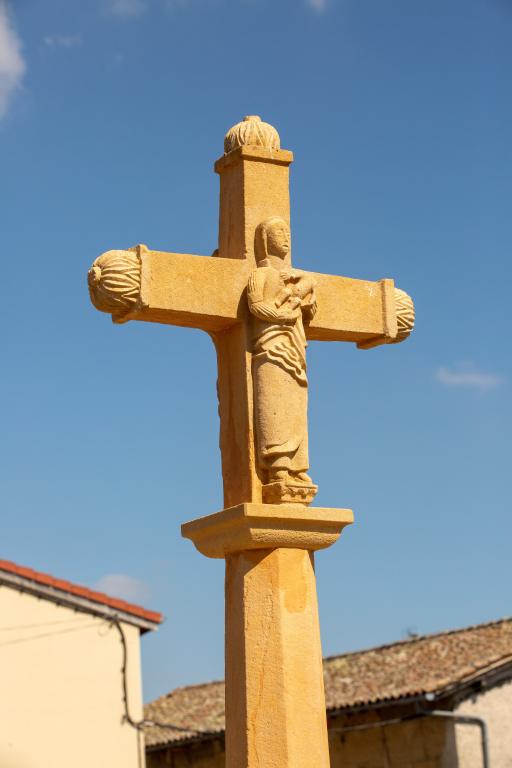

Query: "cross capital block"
(181, 503), (354, 559)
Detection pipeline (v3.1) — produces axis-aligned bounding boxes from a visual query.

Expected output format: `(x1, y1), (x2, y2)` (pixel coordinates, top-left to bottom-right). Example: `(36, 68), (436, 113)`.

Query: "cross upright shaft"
(87, 115), (415, 768)
(214, 130), (296, 507)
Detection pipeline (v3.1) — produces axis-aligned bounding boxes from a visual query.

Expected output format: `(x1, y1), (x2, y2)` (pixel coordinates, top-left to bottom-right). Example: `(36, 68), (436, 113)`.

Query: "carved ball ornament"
(224, 115), (281, 155)
(88, 249), (141, 320)
(393, 288), (415, 343)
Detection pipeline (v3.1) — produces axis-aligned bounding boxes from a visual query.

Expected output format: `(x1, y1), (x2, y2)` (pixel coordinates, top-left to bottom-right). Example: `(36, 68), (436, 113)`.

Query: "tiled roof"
(146, 681), (226, 747)
(144, 617), (512, 748)
(0, 559), (163, 626)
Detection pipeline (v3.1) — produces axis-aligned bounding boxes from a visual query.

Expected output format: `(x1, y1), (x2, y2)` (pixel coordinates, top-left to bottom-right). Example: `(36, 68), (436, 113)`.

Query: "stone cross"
(88, 115), (414, 767)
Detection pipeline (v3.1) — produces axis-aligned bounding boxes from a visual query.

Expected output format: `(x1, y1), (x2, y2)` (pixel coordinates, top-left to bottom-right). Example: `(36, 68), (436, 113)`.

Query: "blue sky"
(1, 0), (511, 702)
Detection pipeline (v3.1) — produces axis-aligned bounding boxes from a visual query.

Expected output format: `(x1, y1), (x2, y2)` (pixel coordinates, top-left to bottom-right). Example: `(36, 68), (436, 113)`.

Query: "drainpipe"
(425, 710), (489, 768)
(329, 708), (490, 768)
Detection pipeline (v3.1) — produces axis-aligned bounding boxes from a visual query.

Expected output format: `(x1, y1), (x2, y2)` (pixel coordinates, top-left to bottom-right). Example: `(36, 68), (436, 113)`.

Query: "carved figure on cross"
(248, 216), (317, 502)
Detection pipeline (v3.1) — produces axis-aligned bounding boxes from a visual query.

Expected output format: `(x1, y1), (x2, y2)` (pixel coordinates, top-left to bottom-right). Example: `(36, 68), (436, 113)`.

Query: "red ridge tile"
(0, 559), (162, 625)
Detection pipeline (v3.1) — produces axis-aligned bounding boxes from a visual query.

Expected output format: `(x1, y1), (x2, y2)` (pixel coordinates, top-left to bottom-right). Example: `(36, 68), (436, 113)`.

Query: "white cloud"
(95, 573), (150, 603)
(106, 0), (147, 17)
(435, 365), (503, 392)
(44, 34), (82, 49)
(306, 0), (328, 11)
(0, 1), (26, 121)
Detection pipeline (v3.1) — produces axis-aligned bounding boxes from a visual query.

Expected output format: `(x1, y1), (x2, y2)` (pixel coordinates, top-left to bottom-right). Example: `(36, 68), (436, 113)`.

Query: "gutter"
(0, 571), (160, 633)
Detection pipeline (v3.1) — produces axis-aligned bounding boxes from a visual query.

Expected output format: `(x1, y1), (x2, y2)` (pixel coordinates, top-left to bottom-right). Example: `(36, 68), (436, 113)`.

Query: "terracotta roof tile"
(144, 617), (512, 748)
(145, 681), (226, 747)
(0, 559), (163, 625)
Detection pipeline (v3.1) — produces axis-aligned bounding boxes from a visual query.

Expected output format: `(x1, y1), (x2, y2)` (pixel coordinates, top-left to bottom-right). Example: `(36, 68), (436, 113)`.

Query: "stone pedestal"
(182, 503), (353, 768)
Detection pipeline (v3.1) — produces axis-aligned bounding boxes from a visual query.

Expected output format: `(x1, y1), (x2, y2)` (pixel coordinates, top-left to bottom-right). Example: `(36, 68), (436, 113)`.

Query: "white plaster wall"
(455, 681), (512, 768)
(0, 585), (145, 768)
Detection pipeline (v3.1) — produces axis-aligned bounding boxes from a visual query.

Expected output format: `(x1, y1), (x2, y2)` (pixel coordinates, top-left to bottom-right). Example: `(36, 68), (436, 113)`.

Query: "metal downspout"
(329, 708), (490, 768)
(426, 709), (490, 768)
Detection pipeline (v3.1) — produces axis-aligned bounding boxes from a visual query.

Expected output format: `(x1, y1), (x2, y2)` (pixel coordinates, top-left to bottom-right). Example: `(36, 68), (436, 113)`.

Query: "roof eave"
(326, 661), (512, 719)
(0, 570), (160, 633)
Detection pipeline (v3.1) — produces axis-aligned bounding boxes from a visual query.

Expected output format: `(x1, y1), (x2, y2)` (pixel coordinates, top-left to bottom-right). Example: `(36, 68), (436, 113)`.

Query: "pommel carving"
(88, 248), (142, 322)
(224, 115), (280, 155)
(393, 288), (415, 343)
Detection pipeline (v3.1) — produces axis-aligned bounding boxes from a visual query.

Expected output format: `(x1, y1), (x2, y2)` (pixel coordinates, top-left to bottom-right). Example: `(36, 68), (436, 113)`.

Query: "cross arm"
(87, 245), (414, 347)
(88, 244), (247, 332)
(307, 273), (415, 348)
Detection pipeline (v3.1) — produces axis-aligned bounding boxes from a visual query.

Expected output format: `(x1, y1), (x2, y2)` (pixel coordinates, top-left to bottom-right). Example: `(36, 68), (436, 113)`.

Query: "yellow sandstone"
(88, 114), (414, 768)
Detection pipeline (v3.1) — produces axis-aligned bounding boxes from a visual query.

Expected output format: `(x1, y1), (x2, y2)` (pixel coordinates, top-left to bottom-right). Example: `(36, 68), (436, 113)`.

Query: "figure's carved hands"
(280, 309), (300, 325)
(249, 300), (299, 325)
(276, 302), (301, 324)
(274, 286), (293, 308)
(248, 266), (311, 325)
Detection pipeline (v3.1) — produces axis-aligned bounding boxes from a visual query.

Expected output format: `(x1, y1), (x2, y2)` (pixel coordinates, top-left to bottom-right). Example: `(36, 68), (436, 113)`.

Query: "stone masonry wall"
(146, 738), (225, 768)
(328, 714), (458, 768)
(455, 681), (512, 768)
(146, 715), (458, 768)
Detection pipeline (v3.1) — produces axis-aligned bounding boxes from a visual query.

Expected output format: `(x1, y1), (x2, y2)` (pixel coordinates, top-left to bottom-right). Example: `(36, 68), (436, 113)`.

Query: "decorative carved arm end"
(391, 288), (415, 344)
(88, 246), (144, 324)
(357, 286), (415, 350)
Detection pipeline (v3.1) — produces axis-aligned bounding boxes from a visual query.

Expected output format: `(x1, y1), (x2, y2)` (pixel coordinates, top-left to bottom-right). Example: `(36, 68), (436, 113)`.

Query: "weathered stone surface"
(181, 503), (353, 559)
(88, 247), (141, 322)
(87, 114), (415, 768)
(223, 114), (280, 154)
(88, 245), (411, 343)
(248, 217), (317, 497)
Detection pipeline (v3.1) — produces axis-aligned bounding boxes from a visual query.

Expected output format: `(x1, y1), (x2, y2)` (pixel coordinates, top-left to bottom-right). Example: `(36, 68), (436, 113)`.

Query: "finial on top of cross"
(224, 114), (281, 154)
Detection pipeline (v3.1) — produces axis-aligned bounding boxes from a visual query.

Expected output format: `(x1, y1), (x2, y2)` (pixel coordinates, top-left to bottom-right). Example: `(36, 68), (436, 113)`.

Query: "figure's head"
(255, 217), (290, 262)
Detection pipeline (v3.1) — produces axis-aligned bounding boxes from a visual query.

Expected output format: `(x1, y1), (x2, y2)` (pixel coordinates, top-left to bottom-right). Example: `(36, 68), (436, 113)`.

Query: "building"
(0, 559), (162, 768)
(144, 617), (512, 768)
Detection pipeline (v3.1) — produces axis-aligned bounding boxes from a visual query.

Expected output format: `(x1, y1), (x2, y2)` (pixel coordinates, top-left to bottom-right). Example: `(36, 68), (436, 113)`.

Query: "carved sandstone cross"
(88, 115), (414, 768)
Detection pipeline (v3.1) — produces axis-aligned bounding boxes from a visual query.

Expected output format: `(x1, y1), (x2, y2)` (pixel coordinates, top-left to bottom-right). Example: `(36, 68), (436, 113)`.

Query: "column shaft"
(225, 547), (330, 768)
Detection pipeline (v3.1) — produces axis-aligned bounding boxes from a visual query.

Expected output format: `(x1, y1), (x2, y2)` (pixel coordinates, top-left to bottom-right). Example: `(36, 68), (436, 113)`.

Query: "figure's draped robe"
(248, 266), (309, 475)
